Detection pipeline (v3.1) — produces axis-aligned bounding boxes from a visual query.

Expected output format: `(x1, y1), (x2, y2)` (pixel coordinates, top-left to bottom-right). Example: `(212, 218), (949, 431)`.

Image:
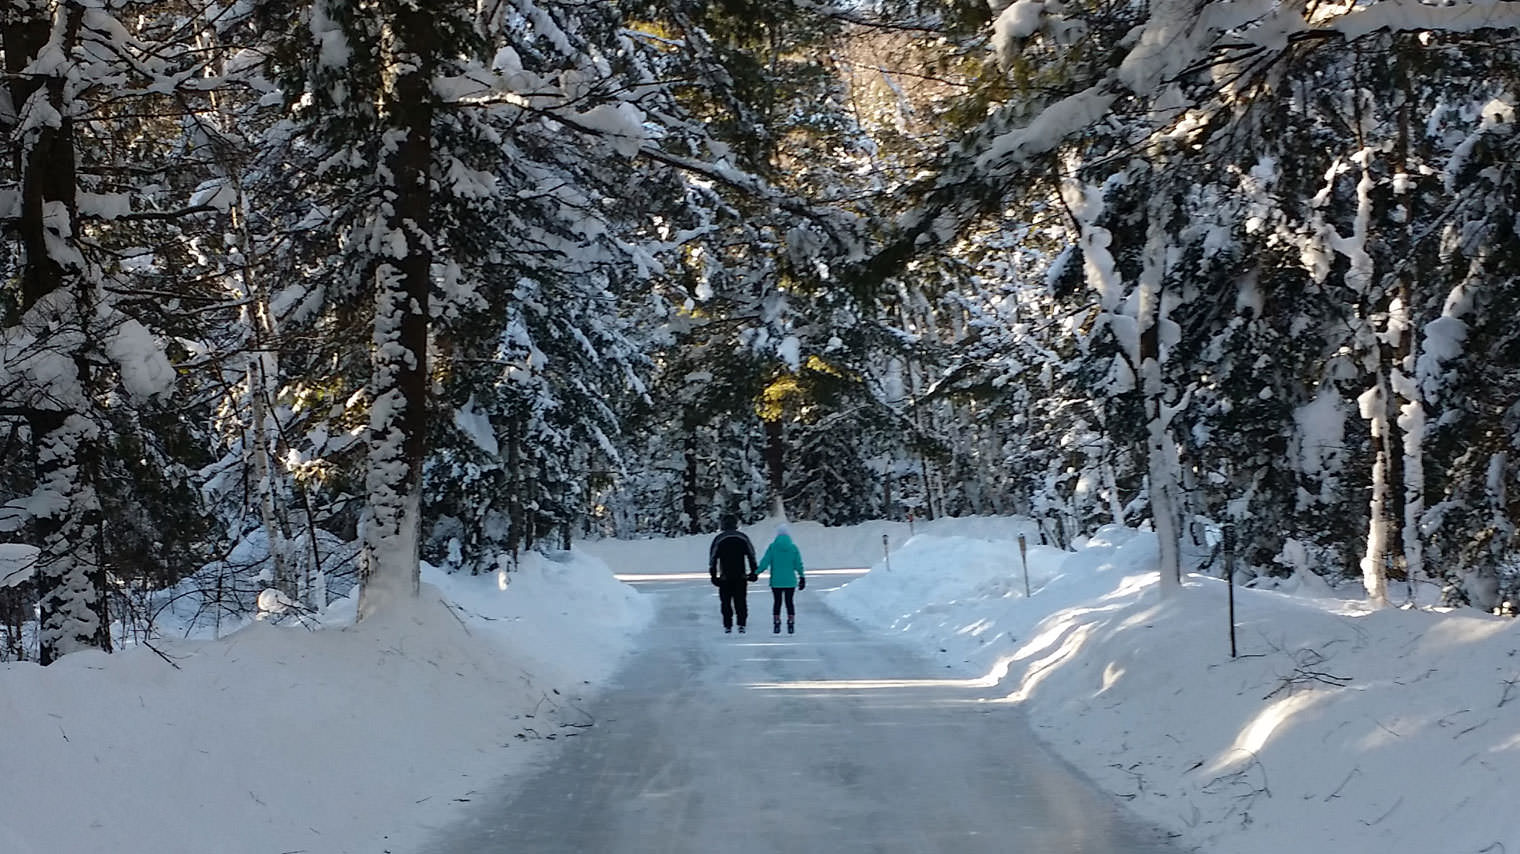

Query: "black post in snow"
(1224, 522), (1238, 659)
(1017, 533), (1030, 598)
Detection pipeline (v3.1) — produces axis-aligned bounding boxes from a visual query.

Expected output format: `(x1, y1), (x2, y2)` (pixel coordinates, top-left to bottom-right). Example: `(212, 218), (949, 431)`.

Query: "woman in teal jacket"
(758, 523), (806, 634)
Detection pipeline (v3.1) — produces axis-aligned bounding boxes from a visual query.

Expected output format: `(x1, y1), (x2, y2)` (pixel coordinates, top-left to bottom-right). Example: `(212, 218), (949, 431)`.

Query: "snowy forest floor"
(3, 516), (1518, 854)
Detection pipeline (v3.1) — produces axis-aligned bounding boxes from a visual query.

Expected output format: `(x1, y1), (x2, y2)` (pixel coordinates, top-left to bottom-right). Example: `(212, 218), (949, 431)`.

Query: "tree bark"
(764, 417), (785, 517)
(682, 430), (700, 534)
(1359, 373), (1393, 607)
(1390, 52), (1424, 590)
(249, 360), (293, 599)
(1140, 311), (1183, 591)
(7, 1), (110, 663)
(1138, 193), (1182, 592)
(359, 6), (435, 618)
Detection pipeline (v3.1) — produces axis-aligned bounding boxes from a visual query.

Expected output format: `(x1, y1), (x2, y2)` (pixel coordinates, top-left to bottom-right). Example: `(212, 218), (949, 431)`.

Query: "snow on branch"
(915, 0), (1520, 266)
(1308, 0), (1520, 41)
(0, 544), (40, 588)
(1177, 0), (1520, 56)
(976, 85), (1119, 178)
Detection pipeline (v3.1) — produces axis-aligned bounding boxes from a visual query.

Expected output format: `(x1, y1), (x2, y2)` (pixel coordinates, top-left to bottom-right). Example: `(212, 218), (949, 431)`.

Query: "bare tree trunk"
(296, 486), (328, 610)
(1102, 461), (1125, 528)
(1140, 316), (1182, 591)
(1391, 41), (1425, 592)
(1393, 303), (1423, 592)
(248, 355), (292, 598)
(919, 457), (935, 521)
(359, 7), (435, 618)
(1359, 372), (1393, 607)
(211, 40), (295, 603)
(506, 412), (523, 562)
(1377, 306), (1410, 592)
(1138, 195), (1182, 593)
(764, 417), (785, 518)
(682, 430), (700, 534)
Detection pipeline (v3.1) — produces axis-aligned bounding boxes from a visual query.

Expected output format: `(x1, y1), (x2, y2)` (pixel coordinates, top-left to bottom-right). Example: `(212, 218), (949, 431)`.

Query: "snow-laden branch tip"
(0, 544), (41, 587)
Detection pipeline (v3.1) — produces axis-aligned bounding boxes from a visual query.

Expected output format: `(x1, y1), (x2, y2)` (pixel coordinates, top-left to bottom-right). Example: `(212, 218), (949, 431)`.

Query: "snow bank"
(826, 521), (1520, 854)
(826, 523), (1151, 669)
(0, 550), (651, 854)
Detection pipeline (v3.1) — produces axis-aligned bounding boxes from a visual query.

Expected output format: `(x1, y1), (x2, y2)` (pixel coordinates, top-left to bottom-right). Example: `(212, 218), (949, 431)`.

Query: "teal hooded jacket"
(758, 531), (805, 588)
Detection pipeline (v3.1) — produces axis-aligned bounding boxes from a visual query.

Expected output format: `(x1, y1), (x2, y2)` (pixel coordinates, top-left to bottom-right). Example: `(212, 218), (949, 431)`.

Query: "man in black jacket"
(708, 514), (758, 633)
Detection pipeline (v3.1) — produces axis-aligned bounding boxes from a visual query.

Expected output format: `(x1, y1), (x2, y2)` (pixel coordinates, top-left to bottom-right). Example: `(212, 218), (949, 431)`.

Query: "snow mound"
(825, 521), (1520, 854)
(0, 548), (651, 854)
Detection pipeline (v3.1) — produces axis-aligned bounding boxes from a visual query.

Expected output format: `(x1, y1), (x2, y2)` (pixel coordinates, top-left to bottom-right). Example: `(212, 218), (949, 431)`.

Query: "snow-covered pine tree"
(255, 0), (472, 615)
(842, 0), (1520, 597)
(1, 0), (200, 660)
(1, 1), (110, 662)
(622, 0), (902, 528)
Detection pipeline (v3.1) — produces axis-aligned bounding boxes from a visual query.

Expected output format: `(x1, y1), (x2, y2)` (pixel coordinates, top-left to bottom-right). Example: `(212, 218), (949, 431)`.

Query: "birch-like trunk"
(358, 8), (435, 619)
(1389, 48), (1425, 590)
(236, 198), (292, 598)
(211, 34), (295, 604)
(1333, 142), (1394, 608)
(248, 357), (293, 597)
(1062, 174), (1183, 589)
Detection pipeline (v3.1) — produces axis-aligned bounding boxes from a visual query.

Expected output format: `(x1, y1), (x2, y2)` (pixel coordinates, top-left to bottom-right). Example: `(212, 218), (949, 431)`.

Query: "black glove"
(711, 575), (720, 587)
(747, 572), (758, 583)
(798, 576), (806, 591)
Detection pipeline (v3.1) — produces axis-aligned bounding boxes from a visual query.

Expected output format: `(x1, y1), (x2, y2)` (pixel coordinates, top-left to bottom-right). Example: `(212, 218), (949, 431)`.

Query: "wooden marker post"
(1017, 533), (1030, 598)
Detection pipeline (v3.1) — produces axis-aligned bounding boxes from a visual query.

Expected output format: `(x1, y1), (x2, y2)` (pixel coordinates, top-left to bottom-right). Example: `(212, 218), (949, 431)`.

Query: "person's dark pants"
(771, 587), (796, 618)
(719, 581), (748, 628)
